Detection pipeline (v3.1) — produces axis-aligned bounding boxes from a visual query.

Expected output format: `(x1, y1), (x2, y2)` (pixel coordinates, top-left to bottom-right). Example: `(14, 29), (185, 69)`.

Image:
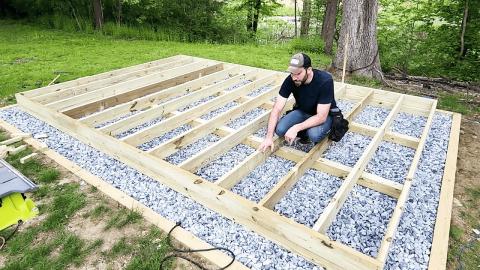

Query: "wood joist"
(13, 55), (461, 270)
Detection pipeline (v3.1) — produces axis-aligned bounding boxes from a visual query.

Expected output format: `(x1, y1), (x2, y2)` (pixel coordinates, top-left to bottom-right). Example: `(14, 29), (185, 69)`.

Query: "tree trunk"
(321, 0), (339, 55)
(300, 0), (312, 37)
(117, 0), (122, 26)
(333, 0), (381, 79)
(294, 0), (298, 37)
(459, 0), (469, 57)
(246, 0), (261, 33)
(92, 0), (103, 30)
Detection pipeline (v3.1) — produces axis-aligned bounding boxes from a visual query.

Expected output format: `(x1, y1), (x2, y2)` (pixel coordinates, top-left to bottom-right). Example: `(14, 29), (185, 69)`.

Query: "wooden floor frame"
(9, 55), (461, 270)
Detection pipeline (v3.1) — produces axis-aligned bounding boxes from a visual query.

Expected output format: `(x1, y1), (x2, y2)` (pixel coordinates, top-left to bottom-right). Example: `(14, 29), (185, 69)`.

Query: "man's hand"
(259, 137), (274, 153)
(285, 125), (299, 145)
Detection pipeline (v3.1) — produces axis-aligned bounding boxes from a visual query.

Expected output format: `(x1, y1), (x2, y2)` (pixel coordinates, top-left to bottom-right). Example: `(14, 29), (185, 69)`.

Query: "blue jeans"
(275, 110), (333, 143)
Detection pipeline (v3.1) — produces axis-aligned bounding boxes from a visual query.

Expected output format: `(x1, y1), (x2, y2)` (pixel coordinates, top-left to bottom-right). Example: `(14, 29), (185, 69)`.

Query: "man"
(259, 53), (337, 152)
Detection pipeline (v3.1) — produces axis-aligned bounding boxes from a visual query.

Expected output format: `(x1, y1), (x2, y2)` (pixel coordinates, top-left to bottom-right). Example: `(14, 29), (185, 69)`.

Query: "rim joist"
(13, 55), (459, 270)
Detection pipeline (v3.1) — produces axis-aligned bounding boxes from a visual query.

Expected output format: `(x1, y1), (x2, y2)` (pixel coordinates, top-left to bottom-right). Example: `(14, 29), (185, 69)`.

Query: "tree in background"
(236, 0), (280, 33)
(320, 0), (339, 55)
(92, 0), (103, 29)
(333, 0), (381, 79)
(378, 0), (479, 81)
(300, 0), (311, 36)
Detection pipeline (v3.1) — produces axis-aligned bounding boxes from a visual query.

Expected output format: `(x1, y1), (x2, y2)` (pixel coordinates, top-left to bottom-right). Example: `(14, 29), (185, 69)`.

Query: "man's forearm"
(266, 110), (281, 138)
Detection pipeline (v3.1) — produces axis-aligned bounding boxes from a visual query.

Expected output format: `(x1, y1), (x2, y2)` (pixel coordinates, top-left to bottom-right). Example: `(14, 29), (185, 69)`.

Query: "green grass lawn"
(0, 130), (174, 270)
(1, 20), (477, 116)
(0, 20), (331, 101)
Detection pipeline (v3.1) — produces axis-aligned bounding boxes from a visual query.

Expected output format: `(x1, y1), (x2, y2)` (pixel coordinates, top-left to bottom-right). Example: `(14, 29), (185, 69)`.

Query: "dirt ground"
(447, 116), (480, 269)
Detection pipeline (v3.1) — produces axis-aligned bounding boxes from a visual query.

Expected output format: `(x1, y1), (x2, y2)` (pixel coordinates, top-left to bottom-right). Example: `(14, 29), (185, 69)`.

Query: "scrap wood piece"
(33, 133), (49, 139)
(8, 145), (28, 155)
(0, 145), (13, 159)
(0, 132), (31, 146)
(20, 153), (38, 164)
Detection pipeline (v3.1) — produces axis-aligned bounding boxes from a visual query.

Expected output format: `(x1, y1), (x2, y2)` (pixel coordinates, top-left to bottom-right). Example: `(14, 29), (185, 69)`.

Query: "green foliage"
(2, 230), (101, 270)
(0, 22), (328, 99)
(125, 227), (172, 270)
(38, 168), (61, 184)
(86, 203), (112, 219)
(289, 37), (325, 54)
(437, 93), (471, 115)
(378, 0), (480, 82)
(346, 75), (382, 88)
(108, 237), (133, 258)
(42, 184), (87, 230)
(449, 225), (464, 241)
(105, 208), (142, 230)
(1, 0), (251, 43)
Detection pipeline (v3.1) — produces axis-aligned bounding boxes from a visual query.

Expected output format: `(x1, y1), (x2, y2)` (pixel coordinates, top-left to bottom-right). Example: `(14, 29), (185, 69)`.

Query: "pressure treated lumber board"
(11, 55), (461, 270)
(0, 119), (248, 270)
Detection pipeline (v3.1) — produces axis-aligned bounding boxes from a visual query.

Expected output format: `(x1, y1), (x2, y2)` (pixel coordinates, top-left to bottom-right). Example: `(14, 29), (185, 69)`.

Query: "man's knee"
(306, 126), (330, 143)
(275, 124), (287, 136)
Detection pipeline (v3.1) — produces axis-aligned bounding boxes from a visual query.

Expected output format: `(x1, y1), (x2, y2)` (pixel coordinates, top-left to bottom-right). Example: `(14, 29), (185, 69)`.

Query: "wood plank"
(46, 59), (216, 111)
(32, 57), (195, 104)
(0, 117), (249, 270)
(349, 122), (420, 148)
(20, 153), (38, 164)
(258, 89), (375, 209)
(58, 62), (225, 118)
(80, 66), (245, 127)
(16, 93), (382, 270)
(428, 112), (461, 270)
(345, 84), (432, 116)
(100, 69), (259, 136)
(376, 100), (438, 264)
(179, 110), (270, 172)
(8, 144), (27, 155)
(148, 84), (279, 158)
(273, 146), (403, 198)
(21, 55), (188, 98)
(121, 72), (281, 146)
(313, 94), (405, 233)
(216, 89), (374, 198)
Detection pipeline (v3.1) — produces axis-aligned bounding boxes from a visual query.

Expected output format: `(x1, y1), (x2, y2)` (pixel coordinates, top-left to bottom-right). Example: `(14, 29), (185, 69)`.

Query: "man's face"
(291, 68), (308, 87)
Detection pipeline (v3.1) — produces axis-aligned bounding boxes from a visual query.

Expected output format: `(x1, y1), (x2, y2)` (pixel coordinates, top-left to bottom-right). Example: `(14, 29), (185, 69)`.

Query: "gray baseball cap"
(287, 53), (312, 73)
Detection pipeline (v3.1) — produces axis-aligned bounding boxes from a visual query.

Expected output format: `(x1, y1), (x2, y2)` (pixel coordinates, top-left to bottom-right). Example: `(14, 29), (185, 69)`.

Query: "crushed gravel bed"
(0, 105), (452, 270)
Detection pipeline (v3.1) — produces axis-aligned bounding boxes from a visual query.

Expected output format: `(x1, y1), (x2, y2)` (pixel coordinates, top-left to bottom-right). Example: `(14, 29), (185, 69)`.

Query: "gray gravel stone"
(247, 85), (273, 97)
(366, 142), (416, 184)
(225, 80), (252, 91)
(275, 169), (342, 227)
(385, 113), (452, 270)
(165, 133), (220, 165)
(115, 116), (165, 139)
(254, 126), (267, 138)
(336, 99), (356, 115)
(231, 155), (295, 203)
(92, 110), (139, 129)
(227, 107), (267, 129)
(324, 132), (372, 166)
(196, 144), (255, 182)
(327, 185), (397, 257)
(0, 107), (320, 270)
(354, 105), (391, 128)
(391, 112), (427, 138)
(200, 101), (238, 121)
(0, 105), (452, 270)
(138, 124), (192, 151)
(178, 95), (217, 112)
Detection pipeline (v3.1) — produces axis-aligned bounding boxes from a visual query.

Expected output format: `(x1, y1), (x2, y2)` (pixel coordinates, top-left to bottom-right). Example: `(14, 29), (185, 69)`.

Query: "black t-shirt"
(279, 69), (336, 115)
